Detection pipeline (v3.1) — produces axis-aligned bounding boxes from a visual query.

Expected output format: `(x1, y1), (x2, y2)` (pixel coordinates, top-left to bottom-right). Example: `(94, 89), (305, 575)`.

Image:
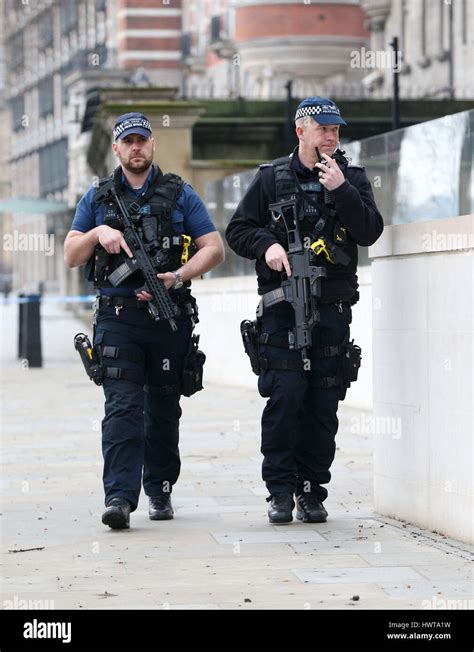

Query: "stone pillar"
(360, 0), (391, 48)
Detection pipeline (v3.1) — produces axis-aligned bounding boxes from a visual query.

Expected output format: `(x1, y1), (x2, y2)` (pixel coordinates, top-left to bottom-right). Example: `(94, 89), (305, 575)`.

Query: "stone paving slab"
(413, 565), (474, 581)
(212, 530), (327, 544)
(359, 552), (470, 567)
(294, 566), (426, 584)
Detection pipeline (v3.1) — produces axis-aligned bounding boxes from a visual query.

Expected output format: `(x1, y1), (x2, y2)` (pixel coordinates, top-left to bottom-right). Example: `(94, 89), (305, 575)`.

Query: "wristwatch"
(171, 270), (184, 290)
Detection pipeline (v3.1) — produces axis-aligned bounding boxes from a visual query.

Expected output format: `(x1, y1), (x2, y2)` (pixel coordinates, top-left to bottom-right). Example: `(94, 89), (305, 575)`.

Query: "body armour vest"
(265, 150), (358, 280)
(87, 165), (191, 289)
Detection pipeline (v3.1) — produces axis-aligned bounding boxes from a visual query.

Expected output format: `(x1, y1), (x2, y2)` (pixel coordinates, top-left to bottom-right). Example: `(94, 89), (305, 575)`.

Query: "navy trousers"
(94, 303), (192, 511)
(258, 301), (351, 501)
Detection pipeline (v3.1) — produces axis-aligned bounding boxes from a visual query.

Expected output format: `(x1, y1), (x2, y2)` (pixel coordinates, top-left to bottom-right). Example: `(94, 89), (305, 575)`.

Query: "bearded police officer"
(65, 113), (224, 529)
(226, 97), (383, 525)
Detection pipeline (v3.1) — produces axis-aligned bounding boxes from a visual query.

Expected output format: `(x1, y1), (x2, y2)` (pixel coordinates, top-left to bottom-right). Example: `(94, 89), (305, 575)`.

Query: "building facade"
(182, 0), (370, 99)
(2, 0), (111, 291)
(361, 0), (473, 99)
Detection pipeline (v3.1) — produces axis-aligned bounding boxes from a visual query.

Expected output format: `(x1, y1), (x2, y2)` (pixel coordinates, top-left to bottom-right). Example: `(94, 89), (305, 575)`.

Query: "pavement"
(1, 299), (472, 611)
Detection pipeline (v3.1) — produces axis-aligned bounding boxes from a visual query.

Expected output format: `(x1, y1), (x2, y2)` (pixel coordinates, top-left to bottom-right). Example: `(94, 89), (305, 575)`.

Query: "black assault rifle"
(95, 180), (179, 331)
(269, 198), (326, 359)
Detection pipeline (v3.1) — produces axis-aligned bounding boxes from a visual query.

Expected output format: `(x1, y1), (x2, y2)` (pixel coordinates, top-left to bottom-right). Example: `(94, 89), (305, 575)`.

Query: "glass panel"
(345, 110), (473, 225)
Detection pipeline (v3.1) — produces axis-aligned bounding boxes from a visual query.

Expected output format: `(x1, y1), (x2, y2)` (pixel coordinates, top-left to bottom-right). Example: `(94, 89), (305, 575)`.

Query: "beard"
(121, 153), (153, 175)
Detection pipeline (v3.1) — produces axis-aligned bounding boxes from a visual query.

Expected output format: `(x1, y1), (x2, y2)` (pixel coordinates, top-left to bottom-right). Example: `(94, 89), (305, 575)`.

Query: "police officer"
(226, 97), (383, 524)
(64, 112), (224, 529)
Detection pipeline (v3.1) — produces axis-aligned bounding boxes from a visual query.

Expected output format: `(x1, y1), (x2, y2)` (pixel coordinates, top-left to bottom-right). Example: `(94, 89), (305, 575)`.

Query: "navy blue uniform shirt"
(71, 168), (216, 296)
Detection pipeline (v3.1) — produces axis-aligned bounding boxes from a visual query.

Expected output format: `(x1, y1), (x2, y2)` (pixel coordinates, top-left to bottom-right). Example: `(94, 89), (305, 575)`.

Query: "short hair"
(295, 116), (310, 130)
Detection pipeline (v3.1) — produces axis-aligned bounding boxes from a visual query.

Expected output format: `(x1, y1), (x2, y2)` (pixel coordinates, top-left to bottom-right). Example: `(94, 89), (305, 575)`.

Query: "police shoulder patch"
(259, 163), (273, 169)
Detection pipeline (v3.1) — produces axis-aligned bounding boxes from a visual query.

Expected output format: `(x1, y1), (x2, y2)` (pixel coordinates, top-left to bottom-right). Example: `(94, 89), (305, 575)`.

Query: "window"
(210, 16), (221, 43)
(0, 36), (5, 91)
(93, 44), (107, 67)
(38, 10), (54, 50)
(61, 61), (73, 106)
(418, 0), (431, 67)
(421, 0), (427, 57)
(38, 76), (54, 118)
(60, 0), (78, 35)
(9, 31), (24, 71)
(400, 0), (410, 70)
(181, 33), (191, 59)
(439, 0), (445, 51)
(436, 0), (450, 60)
(462, 0), (467, 45)
(10, 95), (25, 132)
(401, 0), (407, 53)
(39, 139), (68, 197)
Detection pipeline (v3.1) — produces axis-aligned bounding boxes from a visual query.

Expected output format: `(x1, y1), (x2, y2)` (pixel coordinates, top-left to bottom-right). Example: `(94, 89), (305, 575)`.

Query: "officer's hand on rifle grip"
(265, 243), (292, 277)
(136, 271), (176, 301)
(97, 225), (133, 258)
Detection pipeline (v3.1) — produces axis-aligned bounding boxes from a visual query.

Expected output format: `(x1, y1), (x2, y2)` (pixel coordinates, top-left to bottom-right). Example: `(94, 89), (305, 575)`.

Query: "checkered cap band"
(295, 104), (341, 120)
(113, 116), (151, 140)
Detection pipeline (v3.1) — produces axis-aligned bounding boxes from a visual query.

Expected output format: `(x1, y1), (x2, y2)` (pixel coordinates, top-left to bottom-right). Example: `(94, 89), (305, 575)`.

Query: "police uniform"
(225, 97), (384, 523)
(70, 113), (217, 527)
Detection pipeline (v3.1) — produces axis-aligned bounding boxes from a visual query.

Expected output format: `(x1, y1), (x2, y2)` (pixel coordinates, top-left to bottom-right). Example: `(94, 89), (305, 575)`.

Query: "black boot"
(295, 494), (328, 523)
(102, 497), (131, 529)
(267, 493), (294, 524)
(149, 494), (174, 520)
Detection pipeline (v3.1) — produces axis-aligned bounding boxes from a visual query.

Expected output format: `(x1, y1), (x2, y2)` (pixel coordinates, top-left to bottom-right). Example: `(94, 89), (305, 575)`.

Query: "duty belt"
(98, 295), (147, 309)
(258, 355), (343, 387)
(259, 332), (344, 357)
(97, 294), (195, 316)
(257, 288), (350, 316)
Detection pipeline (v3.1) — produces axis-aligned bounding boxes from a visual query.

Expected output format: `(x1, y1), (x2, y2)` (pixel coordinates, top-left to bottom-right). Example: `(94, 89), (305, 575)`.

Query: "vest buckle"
(129, 201), (141, 214)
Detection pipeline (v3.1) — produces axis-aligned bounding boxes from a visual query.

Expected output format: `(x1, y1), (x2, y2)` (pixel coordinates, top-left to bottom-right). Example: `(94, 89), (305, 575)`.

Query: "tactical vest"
(263, 151), (358, 278)
(87, 165), (190, 288)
